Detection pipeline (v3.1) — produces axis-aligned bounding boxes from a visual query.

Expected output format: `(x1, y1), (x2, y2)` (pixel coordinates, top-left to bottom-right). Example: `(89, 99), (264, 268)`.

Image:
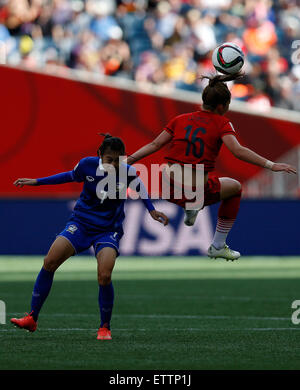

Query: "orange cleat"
(10, 312), (37, 332)
(97, 327), (112, 340)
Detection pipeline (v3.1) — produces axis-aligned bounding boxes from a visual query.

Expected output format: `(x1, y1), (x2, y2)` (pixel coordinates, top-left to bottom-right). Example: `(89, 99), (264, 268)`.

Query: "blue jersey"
(37, 156), (154, 236)
(71, 157), (153, 234)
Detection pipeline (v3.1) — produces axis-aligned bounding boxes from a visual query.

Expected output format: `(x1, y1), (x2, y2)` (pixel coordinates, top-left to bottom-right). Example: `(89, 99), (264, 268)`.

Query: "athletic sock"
(30, 267), (54, 321)
(212, 190), (242, 250)
(212, 218), (236, 249)
(99, 282), (114, 329)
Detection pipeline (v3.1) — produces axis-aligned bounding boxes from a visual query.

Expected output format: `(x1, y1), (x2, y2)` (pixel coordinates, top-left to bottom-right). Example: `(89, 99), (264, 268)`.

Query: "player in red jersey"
(127, 72), (297, 260)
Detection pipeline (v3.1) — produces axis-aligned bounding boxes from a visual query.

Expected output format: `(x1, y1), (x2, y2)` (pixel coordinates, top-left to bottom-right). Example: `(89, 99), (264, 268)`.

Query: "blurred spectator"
(135, 51), (167, 85)
(0, 0), (300, 111)
(247, 87), (273, 112)
(4, 0), (43, 31)
(187, 8), (217, 57)
(243, 0), (277, 59)
(100, 37), (131, 76)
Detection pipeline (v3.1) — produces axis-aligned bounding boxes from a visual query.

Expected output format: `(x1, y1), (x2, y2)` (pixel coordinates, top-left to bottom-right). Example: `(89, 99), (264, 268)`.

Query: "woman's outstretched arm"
(222, 134), (297, 174)
(14, 171), (76, 187)
(126, 130), (172, 165)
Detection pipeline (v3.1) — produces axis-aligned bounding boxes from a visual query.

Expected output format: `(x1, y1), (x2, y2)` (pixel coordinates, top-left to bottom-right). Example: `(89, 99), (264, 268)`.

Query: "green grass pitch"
(1, 256), (300, 370)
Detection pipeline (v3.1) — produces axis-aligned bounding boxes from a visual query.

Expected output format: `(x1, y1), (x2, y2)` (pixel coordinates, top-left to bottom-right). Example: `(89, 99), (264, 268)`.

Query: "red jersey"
(163, 109), (237, 172)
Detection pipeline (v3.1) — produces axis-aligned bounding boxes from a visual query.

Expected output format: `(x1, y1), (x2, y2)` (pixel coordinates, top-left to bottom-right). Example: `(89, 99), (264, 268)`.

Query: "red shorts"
(159, 171), (221, 209)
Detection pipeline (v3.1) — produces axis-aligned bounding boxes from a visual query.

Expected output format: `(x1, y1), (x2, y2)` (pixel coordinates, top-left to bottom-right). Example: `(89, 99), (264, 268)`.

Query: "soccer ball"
(212, 42), (244, 75)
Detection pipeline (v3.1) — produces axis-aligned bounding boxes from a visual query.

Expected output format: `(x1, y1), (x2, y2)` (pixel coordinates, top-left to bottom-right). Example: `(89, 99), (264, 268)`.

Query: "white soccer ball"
(212, 42), (245, 75)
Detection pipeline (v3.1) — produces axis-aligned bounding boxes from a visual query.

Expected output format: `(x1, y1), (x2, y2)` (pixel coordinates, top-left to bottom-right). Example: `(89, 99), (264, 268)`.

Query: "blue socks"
(30, 267), (54, 321)
(30, 267), (114, 328)
(99, 282), (114, 329)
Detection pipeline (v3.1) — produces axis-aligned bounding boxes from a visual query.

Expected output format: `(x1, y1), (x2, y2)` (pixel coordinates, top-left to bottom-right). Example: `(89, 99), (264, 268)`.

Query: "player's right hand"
(271, 163), (297, 174)
(14, 178), (38, 187)
(150, 210), (169, 226)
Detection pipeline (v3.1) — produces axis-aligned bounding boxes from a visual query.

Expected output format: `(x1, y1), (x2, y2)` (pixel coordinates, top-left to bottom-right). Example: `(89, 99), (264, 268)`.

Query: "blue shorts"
(58, 220), (122, 257)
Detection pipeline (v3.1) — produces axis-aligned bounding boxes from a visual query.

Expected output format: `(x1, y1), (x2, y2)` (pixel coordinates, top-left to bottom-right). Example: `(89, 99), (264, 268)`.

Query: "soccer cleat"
(184, 209), (200, 226)
(97, 327), (112, 340)
(10, 312), (37, 332)
(208, 244), (240, 261)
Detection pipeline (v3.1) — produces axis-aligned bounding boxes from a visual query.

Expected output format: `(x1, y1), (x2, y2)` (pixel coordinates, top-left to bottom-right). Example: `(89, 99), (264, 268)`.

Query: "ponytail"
(201, 71), (244, 110)
(97, 132), (126, 156)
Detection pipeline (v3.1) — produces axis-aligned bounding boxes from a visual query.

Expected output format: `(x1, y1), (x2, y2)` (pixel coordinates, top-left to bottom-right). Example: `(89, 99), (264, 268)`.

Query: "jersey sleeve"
(127, 165), (155, 212)
(163, 116), (177, 137)
(72, 159), (86, 182)
(136, 176), (155, 212)
(219, 120), (237, 138)
(36, 171), (75, 185)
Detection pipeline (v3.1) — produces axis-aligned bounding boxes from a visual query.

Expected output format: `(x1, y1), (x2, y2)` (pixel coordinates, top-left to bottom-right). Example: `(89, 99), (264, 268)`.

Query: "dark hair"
(201, 71), (244, 110)
(97, 133), (126, 156)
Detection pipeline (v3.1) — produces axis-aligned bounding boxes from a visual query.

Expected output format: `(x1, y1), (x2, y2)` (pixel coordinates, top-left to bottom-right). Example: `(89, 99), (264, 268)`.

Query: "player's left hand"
(150, 210), (169, 226)
(271, 163), (297, 174)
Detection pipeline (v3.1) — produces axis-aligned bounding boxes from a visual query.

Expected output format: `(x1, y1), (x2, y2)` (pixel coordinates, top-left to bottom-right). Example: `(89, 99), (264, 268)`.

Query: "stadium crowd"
(0, 0), (300, 111)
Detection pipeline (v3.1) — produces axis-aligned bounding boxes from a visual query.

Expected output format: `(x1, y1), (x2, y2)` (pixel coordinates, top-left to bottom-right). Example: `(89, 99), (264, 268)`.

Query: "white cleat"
(184, 209), (200, 226)
(208, 244), (240, 261)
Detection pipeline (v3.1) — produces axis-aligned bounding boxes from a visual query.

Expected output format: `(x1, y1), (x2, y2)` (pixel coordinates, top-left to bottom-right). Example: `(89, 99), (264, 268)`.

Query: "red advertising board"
(1, 65), (300, 198)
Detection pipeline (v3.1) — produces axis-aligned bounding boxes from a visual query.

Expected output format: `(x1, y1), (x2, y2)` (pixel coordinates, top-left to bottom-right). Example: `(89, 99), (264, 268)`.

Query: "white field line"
(1, 327), (300, 332)
(7, 313), (291, 321)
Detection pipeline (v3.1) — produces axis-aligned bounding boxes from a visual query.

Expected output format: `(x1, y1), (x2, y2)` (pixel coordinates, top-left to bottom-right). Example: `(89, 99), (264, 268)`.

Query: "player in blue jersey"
(10, 134), (168, 340)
